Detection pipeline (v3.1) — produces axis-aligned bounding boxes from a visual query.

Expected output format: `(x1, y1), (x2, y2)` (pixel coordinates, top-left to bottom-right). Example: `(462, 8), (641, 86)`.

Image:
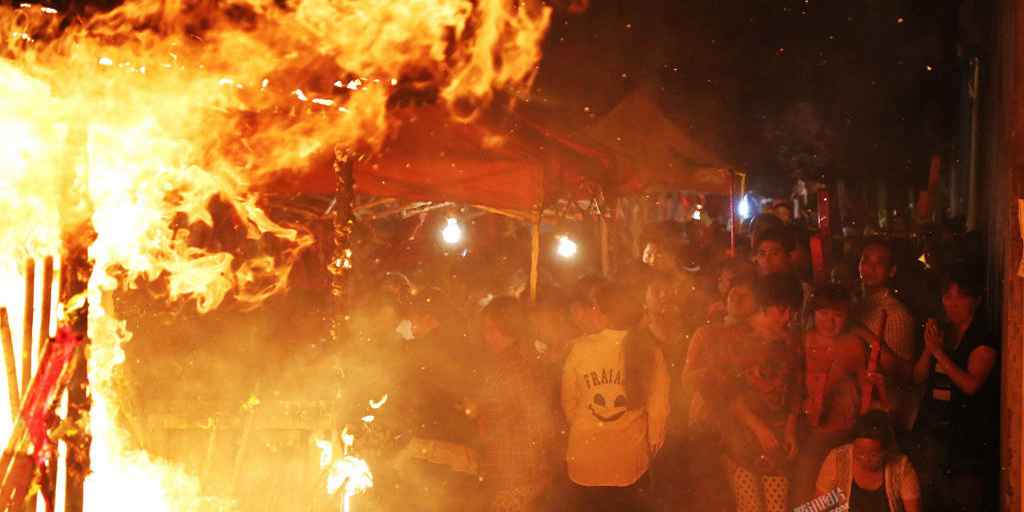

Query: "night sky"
(533, 0), (977, 194)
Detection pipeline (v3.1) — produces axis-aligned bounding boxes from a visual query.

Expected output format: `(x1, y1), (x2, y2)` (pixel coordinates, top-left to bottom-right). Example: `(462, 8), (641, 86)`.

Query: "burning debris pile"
(0, 0), (551, 509)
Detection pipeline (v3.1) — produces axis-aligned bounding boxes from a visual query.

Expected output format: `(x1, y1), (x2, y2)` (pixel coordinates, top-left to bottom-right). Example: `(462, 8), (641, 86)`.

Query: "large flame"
(0, 0), (550, 509)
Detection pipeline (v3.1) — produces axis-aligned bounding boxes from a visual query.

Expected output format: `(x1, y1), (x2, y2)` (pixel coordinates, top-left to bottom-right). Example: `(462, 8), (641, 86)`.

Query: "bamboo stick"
(0, 310), (17, 421)
(20, 259), (34, 396)
(18, 260), (35, 512)
(39, 258), (54, 512)
(38, 257), (54, 350)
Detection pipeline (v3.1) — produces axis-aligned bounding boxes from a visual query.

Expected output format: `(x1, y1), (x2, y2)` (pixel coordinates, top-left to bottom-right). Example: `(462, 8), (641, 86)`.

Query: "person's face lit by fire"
(725, 282), (756, 321)
(755, 240), (789, 276)
(762, 304), (794, 332)
(853, 438), (886, 472)
(858, 244), (896, 290)
(942, 283), (979, 327)
(643, 242), (678, 274)
(774, 204), (793, 224)
(813, 306), (848, 338)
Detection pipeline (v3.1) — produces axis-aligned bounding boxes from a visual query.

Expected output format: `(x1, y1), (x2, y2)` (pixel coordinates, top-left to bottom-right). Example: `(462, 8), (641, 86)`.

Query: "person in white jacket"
(561, 282), (670, 511)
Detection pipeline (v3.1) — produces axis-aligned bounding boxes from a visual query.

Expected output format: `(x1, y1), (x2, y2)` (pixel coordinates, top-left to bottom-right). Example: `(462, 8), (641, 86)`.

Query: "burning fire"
(0, 0), (550, 509)
(316, 427), (373, 512)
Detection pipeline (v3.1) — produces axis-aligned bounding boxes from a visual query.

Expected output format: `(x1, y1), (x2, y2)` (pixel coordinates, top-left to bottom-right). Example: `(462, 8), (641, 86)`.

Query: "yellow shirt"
(561, 329), (670, 486)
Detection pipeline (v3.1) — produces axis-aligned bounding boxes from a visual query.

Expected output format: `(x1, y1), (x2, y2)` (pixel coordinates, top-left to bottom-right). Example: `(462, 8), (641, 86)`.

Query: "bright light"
(691, 209), (702, 221)
(441, 217), (463, 245)
(556, 235), (578, 259)
(738, 196), (752, 219)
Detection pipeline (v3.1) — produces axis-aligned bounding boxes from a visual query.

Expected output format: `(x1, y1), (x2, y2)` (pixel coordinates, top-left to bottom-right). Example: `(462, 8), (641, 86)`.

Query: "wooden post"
(20, 259), (34, 396)
(62, 246), (92, 512)
(38, 257), (56, 508)
(529, 209), (541, 303)
(0, 310), (17, 421)
(995, 2), (1024, 510)
(328, 151), (356, 343)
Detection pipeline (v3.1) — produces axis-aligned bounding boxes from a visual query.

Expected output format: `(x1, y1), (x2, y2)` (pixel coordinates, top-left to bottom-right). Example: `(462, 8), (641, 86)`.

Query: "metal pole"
(529, 209), (541, 303)
(729, 171), (736, 254)
(967, 56), (982, 231)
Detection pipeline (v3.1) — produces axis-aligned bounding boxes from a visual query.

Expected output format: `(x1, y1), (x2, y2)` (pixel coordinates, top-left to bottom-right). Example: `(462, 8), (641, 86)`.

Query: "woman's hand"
(924, 319), (944, 356)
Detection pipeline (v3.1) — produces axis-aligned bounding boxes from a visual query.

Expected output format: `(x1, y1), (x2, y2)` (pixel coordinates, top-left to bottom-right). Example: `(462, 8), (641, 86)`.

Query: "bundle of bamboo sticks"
(0, 256), (59, 512)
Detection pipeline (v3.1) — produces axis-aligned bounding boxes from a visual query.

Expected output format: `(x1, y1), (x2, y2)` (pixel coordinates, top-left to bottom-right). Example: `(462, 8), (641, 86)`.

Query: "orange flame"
(0, 0), (550, 509)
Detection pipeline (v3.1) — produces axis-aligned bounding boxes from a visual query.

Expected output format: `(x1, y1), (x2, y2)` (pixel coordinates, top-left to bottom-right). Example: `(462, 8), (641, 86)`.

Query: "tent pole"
(729, 171), (737, 255)
(530, 209), (541, 303)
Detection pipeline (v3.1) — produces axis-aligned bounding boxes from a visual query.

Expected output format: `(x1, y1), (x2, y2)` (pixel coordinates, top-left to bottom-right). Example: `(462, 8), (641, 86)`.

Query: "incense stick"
(20, 259), (35, 395)
(0, 309), (18, 420)
(39, 256), (54, 350)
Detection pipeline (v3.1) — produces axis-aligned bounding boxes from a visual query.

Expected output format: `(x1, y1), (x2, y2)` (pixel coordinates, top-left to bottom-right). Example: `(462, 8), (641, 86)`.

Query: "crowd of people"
(362, 205), (999, 512)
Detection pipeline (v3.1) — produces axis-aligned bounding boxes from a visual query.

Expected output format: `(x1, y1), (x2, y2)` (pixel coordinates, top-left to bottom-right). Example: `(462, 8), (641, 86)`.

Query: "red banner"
(20, 327), (84, 469)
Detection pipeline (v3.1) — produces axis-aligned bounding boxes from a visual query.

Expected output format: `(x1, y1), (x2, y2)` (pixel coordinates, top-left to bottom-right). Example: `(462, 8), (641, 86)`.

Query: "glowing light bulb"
(738, 196), (752, 219)
(441, 217), (463, 245)
(556, 235), (578, 259)
(691, 209), (702, 221)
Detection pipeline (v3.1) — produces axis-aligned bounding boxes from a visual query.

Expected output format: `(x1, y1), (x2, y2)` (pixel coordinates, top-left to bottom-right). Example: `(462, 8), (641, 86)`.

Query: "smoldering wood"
(61, 247), (91, 512)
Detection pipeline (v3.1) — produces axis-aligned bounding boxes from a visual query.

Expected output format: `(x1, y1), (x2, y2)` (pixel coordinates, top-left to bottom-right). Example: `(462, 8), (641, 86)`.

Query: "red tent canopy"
(261, 106), (606, 212)
(582, 87), (735, 195)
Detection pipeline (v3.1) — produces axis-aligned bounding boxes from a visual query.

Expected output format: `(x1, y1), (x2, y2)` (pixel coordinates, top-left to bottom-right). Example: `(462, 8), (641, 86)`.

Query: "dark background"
(534, 0), (984, 196)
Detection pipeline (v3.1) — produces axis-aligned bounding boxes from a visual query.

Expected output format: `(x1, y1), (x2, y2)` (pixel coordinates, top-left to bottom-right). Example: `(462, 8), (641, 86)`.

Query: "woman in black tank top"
(912, 269), (999, 511)
(849, 479), (889, 512)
